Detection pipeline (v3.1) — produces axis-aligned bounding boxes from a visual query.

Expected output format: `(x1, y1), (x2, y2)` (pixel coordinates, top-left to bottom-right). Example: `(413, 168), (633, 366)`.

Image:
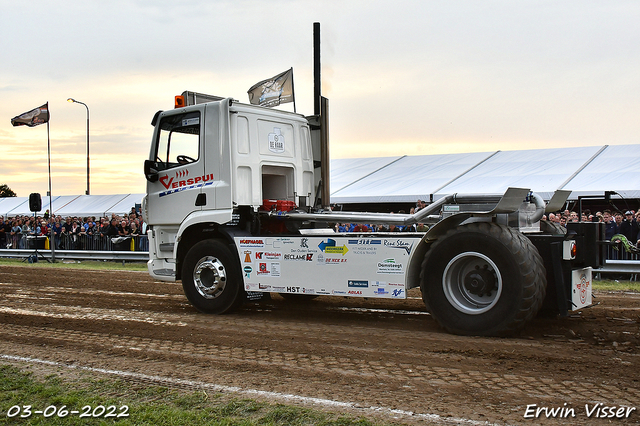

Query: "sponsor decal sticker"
(348, 280), (369, 288)
(377, 258), (404, 274)
(577, 273), (590, 304)
(384, 239), (414, 255)
(283, 253), (313, 261)
(257, 262), (281, 277)
(255, 251), (282, 260)
(268, 127), (285, 153)
(324, 257), (347, 264)
(391, 288), (405, 298)
(243, 265), (252, 278)
(348, 239), (380, 255)
(347, 239), (381, 245)
(318, 238), (349, 255)
(374, 288), (389, 295)
(239, 239), (265, 248)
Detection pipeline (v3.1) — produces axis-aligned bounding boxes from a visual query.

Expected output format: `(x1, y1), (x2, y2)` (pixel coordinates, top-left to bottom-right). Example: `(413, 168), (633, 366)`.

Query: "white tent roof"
(0, 196), (29, 217)
(330, 144), (640, 204)
(434, 146), (604, 200)
(560, 144), (640, 199)
(3, 144), (640, 216)
(1, 194), (144, 219)
(330, 156), (402, 193)
(330, 151), (496, 203)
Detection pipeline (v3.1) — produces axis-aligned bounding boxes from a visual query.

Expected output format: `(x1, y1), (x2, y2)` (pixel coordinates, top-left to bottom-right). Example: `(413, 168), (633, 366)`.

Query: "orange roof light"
(175, 95), (186, 109)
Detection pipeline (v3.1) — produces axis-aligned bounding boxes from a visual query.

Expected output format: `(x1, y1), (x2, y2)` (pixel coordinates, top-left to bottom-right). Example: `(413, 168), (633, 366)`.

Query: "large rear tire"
(182, 239), (244, 314)
(420, 222), (546, 336)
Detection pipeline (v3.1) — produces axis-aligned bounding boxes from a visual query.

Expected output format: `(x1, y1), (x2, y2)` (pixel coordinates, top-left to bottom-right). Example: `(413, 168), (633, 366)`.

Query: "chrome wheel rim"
(442, 252), (502, 314)
(193, 256), (227, 299)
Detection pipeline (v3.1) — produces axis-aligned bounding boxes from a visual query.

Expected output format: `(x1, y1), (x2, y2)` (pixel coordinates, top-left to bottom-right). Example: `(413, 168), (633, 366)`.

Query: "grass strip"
(0, 364), (382, 425)
(0, 258), (147, 272)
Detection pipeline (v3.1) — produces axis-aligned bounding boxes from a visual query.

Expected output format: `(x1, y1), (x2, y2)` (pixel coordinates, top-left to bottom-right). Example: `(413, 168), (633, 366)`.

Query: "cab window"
(154, 111), (200, 170)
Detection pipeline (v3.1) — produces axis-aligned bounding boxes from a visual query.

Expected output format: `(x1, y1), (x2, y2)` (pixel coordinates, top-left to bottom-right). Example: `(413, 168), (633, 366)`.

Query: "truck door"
(145, 106), (208, 225)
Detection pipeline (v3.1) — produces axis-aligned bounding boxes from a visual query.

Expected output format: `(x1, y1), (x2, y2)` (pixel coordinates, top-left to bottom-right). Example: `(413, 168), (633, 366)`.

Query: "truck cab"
(144, 97), (314, 281)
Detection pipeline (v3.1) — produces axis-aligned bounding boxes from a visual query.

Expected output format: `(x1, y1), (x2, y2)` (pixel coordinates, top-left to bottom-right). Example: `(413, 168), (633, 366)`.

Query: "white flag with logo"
(247, 68), (294, 107)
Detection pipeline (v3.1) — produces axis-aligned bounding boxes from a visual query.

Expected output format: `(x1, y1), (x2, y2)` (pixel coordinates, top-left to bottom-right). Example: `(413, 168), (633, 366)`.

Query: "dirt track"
(0, 265), (638, 425)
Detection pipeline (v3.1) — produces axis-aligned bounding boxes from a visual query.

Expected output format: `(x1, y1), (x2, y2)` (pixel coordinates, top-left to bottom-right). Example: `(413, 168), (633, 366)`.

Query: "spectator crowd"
(0, 207), (148, 251)
(545, 208), (640, 246)
(3, 201), (640, 257)
(333, 200), (430, 233)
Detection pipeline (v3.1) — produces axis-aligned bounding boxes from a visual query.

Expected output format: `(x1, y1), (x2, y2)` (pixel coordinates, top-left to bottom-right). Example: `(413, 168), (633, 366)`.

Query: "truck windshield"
(154, 111), (200, 170)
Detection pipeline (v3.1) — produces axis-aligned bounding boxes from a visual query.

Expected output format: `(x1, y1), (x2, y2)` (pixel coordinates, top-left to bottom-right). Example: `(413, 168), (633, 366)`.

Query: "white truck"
(142, 91), (603, 336)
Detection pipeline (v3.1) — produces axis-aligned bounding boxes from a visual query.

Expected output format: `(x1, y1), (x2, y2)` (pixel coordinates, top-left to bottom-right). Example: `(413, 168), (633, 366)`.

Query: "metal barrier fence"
(6, 234), (150, 252)
(1, 234), (150, 263)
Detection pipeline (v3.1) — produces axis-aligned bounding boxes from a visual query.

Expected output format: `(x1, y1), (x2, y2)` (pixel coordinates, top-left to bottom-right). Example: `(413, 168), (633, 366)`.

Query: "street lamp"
(67, 98), (90, 195)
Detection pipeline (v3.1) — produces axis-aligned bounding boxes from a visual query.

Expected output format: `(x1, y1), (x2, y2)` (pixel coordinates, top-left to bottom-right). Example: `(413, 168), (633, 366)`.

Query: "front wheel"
(420, 222), (546, 336)
(182, 240), (244, 314)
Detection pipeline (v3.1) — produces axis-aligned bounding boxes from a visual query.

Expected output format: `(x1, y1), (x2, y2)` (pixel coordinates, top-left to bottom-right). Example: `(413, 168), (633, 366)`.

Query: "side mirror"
(144, 159), (159, 183)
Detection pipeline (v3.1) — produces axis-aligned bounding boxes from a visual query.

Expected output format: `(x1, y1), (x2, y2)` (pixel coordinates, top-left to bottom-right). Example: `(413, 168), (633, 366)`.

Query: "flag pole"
(46, 110), (56, 262)
(290, 67), (297, 113)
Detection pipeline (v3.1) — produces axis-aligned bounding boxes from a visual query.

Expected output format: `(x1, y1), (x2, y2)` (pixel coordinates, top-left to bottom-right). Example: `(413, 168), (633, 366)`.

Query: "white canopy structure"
(330, 144), (640, 204)
(2, 144), (640, 217)
(0, 194), (144, 219)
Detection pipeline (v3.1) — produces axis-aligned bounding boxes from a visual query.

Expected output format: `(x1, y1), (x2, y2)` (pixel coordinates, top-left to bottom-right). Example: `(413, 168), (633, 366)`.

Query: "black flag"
(11, 103), (49, 127)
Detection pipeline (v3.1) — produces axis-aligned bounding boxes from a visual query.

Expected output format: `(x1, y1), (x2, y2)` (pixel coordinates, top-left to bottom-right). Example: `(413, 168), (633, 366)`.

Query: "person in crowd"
(78, 219), (88, 249)
(99, 217), (110, 236)
(603, 210), (618, 240)
(416, 223), (429, 232)
(20, 218), (31, 249)
(614, 211), (624, 232)
(388, 224), (401, 232)
(52, 218), (63, 249)
(60, 217), (74, 249)
(0, 216), (7, 249)
(108, 218), (120, 236)
(31, 219), (41, 236)
(138, 216), (149, 251)
(10, 219), (22, 249)
(38, 219), (48, 237)
(619, 211), (639, 243)
(352, 223), (369, 232)
(118, 219), (131, 237)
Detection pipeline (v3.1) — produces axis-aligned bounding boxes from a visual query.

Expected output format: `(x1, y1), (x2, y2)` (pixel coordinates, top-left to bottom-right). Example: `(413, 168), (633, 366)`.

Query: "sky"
(1, 0), (639, 197)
